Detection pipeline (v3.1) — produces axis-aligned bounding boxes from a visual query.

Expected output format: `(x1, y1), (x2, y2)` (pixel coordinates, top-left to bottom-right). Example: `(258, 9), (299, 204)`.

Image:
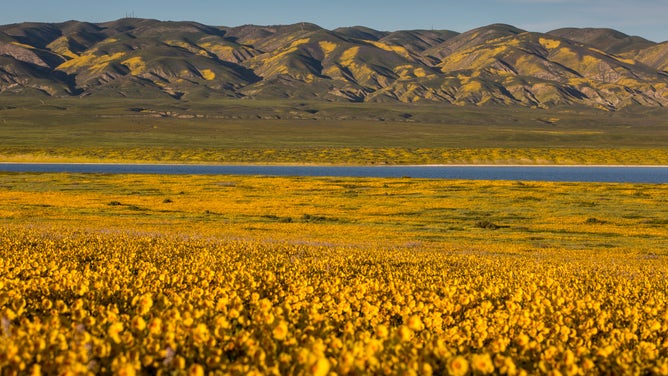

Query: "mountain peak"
(548, 27), (656, 53)
(333, 26), (388, 41)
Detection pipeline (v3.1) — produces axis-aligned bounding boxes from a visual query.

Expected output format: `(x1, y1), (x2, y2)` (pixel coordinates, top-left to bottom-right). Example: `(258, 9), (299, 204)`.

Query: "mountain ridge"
(1, 19), (667, 110)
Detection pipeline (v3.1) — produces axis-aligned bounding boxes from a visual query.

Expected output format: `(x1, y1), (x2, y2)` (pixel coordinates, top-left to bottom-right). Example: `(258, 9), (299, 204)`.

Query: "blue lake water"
(1, 163), (667, 183)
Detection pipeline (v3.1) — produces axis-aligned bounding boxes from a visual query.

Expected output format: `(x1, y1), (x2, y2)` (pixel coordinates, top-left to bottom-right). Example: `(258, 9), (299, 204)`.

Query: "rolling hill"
(1, 19), (667, 109)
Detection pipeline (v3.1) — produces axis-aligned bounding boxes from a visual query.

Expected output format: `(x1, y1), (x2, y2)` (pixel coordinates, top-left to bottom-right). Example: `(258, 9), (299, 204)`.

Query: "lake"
(1, 163), (667, 183)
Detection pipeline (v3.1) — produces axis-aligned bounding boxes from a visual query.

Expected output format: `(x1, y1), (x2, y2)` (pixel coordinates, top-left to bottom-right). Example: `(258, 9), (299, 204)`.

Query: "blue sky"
(3, 0), (667, 42)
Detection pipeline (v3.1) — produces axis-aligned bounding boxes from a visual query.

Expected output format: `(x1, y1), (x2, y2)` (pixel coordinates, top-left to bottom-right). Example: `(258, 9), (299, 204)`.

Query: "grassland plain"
(1, 99), (668, 165)
(1, 173), (668, 374)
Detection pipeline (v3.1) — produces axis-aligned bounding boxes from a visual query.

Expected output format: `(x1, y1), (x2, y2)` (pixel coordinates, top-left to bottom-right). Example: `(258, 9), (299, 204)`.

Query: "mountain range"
(1, 18), (667, 110)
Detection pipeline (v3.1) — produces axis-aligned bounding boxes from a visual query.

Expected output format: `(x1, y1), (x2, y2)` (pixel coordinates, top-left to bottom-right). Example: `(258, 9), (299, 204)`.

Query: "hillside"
(1, 19), (667, 109)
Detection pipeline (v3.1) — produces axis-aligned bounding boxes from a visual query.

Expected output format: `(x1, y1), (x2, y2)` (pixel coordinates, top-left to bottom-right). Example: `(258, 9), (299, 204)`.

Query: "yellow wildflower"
(448, 356), (469, 376)
(188, 364), (205, 376)
(131, 316), (146, 331)
(375, 324), (389, 338)
(108, 322), (124, 344)
(273, 320), (288, 340)
(398, 326), (413, 342)
(471, 353), (495, 374)
(310, 357), (331, 376)
(407, 314), (424, 331)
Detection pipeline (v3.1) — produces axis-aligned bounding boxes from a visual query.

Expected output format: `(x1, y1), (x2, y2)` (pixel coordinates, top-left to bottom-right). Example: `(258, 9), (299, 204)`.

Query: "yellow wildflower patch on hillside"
(440, 50), (468, 68)
(340, 46), (360, 65)
(336, 46), (380, 83)
(615, 57), (637, 65)
(587, 47), (611, 57)
(538, 38), (561, 50)
(616, 78), (643, 87)
(322, 65), (341, 78)
(552, 47), (578, 62)
(394, 65), (429, 80)
(262, 38), (311, 66)
(164, 39), (192, 50)
(200, 42), (229, 53)
(568, 77), (592, 86)
(199, 69), (216, 80)
(515, 55), (549, 76)
(10, 41), (35, 49)
(366, 40), (412, 59)
(288, 38), (310, 49)
(46, 37), (79, 59)
(121, 56), (146, 75)
(581, 55), (603, 69)
(318, 41), (337, 57)
(461, 79), (482, 92)
(413, 67), (427, 77)
(394, 64), (412, 77)
(441, 45), (508, 72)
(57, 51), (125, 72)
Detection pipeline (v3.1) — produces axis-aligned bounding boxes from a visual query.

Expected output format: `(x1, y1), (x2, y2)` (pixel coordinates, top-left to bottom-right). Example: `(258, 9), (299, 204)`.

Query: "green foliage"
(0, 98), (667, 165)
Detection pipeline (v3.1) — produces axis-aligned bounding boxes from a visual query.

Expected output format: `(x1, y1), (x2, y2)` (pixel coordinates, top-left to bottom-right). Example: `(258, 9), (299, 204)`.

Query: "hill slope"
(1, 19), (667, 109)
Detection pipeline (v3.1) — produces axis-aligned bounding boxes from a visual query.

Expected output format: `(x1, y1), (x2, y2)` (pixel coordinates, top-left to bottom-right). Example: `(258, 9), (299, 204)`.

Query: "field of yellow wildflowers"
(3, 147), (668, 165)
(1, 173), (668, 374)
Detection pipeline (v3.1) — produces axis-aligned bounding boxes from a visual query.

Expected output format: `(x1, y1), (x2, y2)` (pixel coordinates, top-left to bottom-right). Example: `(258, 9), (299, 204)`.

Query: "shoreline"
(1, 162), (666, 183)
(2, 161), (668, 168)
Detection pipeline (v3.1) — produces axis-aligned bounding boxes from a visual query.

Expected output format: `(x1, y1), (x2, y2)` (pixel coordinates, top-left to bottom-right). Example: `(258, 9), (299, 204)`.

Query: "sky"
(2, 0), (667, 43)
